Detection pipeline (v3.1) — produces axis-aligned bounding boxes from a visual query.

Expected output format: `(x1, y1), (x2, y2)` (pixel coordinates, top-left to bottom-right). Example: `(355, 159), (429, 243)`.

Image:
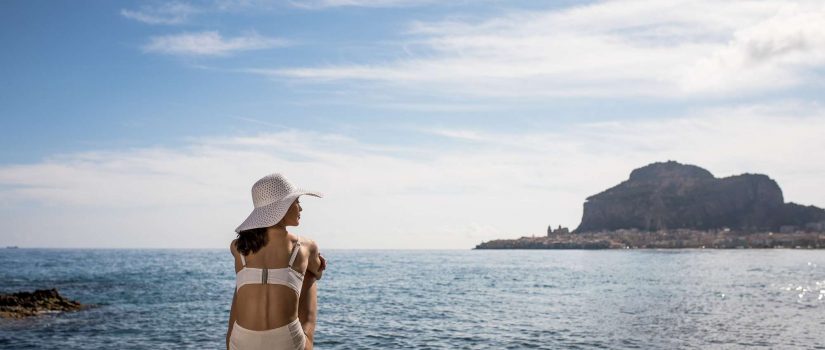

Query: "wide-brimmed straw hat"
(235, 173), (322, 233)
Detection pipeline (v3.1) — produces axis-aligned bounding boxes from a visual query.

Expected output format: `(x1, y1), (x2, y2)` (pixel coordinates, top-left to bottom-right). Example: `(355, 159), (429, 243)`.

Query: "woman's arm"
(227, 240), (240, 350)
(226, 290), (237, 350)
(298, 275), (318, 350)
(299, 239), (325, 349)
(304, 239), (325, 280)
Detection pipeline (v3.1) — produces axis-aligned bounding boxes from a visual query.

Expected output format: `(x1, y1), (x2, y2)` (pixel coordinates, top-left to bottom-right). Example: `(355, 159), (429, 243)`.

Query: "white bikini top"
(235, 238), (304, 296)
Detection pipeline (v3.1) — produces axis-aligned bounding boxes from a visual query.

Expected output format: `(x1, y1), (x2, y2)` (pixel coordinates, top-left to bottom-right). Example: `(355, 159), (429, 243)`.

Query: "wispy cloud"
(264, 0), (825, 98)
(121, 2), (199, 25)
(426, 128), (484, 141)
(231, 116), (290, 129)
(288, 0), (438, 9)
(1, 102), (824, 248)
(120, 0), (435, 19)
(142, 31), (287, 56)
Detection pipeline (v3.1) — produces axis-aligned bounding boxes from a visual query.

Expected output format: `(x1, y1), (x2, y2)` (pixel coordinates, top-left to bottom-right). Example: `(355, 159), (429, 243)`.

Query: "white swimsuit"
(230, 239), (306, 350)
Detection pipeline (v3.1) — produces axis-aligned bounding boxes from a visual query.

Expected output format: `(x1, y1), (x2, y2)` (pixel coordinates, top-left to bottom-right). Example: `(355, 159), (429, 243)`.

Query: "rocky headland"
(576, 161), (825, 232)
(0, 288), (85, 318)
(476, 161), (825, 249)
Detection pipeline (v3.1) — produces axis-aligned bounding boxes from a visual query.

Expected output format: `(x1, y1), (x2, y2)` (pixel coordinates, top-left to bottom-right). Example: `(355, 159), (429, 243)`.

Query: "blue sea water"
(1, 249), (825, 349)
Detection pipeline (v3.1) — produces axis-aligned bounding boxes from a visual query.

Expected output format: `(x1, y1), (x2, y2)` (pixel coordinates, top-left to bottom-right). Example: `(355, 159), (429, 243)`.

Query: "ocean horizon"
(2, 248), (825, 349)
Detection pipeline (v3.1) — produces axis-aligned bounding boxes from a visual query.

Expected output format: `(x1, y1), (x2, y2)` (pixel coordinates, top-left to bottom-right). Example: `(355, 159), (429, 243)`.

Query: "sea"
(1, 249), (824, 349)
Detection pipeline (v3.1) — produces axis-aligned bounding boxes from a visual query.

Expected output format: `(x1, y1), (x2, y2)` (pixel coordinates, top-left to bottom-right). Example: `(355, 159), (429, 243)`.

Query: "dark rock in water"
(575, 161), (825, 232)
(0, 288), (84, 318)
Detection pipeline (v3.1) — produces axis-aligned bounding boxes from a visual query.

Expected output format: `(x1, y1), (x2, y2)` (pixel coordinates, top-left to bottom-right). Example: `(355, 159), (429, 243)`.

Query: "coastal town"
(475, 225), (825, 249)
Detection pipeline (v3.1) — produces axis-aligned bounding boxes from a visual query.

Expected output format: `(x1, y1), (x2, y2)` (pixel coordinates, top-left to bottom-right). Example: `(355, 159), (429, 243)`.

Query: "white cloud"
(266, 0), (825, 98)
(1, 103), (824, 249)
(679, 4), (825, 94)
(142, 31), (287, 56)
(121, 2), (199, 25)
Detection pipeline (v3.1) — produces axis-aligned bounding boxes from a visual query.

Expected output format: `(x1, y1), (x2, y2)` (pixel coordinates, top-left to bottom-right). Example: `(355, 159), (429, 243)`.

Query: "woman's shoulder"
(229, 239), (239, 256)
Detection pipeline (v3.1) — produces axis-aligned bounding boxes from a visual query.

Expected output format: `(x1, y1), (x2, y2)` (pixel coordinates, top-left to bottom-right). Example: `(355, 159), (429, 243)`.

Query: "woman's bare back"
(232, 233), (309, 331)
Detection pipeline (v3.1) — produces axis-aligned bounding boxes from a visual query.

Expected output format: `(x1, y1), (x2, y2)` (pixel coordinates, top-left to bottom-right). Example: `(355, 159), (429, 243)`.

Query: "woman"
(227, 173), (326, 350)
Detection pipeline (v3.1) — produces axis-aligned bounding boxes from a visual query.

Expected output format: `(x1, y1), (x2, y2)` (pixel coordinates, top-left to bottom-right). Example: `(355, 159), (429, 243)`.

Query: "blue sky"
(2, 0), (825, 249)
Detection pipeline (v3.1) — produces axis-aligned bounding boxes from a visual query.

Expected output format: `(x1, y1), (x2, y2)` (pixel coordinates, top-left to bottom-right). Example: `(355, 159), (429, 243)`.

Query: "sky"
(1, 0), (825, 249)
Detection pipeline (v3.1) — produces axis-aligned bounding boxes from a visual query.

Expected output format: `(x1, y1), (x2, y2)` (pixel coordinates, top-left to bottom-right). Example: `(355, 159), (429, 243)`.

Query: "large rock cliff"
(575, 161), (825, 232)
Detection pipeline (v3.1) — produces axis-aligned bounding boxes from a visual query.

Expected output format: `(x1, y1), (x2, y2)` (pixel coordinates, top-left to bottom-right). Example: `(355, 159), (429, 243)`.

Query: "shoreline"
(475, 229), (825, 250)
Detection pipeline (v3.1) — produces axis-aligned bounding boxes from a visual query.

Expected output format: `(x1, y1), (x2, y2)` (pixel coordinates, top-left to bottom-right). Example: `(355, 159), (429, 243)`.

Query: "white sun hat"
(235, 173), (323, 233)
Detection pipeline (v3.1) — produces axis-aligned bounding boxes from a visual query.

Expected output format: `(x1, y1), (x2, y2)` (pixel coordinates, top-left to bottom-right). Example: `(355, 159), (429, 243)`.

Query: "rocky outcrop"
(575, 161), (825, 232)
(0, 288), (84, 318)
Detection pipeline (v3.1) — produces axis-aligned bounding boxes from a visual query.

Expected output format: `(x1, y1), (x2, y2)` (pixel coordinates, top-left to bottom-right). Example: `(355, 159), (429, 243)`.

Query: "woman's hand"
(318, 254), (326, 274)
(305, 241), (325, 280)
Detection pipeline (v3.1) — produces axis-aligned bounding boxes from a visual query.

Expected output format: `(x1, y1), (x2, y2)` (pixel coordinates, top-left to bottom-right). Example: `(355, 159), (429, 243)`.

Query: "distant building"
(780, 225), (797, 234)
(805, 221), (825, 232)
(548, 225), (570, 236)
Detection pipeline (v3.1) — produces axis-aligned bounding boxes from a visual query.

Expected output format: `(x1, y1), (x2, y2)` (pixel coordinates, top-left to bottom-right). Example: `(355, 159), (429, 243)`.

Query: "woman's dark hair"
(235, 227), (268, 256)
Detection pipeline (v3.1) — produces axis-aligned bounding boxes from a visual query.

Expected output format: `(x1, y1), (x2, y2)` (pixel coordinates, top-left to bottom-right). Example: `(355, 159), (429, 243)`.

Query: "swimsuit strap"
(239, 254), (246, 267)
(288, 238), (301, 267)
